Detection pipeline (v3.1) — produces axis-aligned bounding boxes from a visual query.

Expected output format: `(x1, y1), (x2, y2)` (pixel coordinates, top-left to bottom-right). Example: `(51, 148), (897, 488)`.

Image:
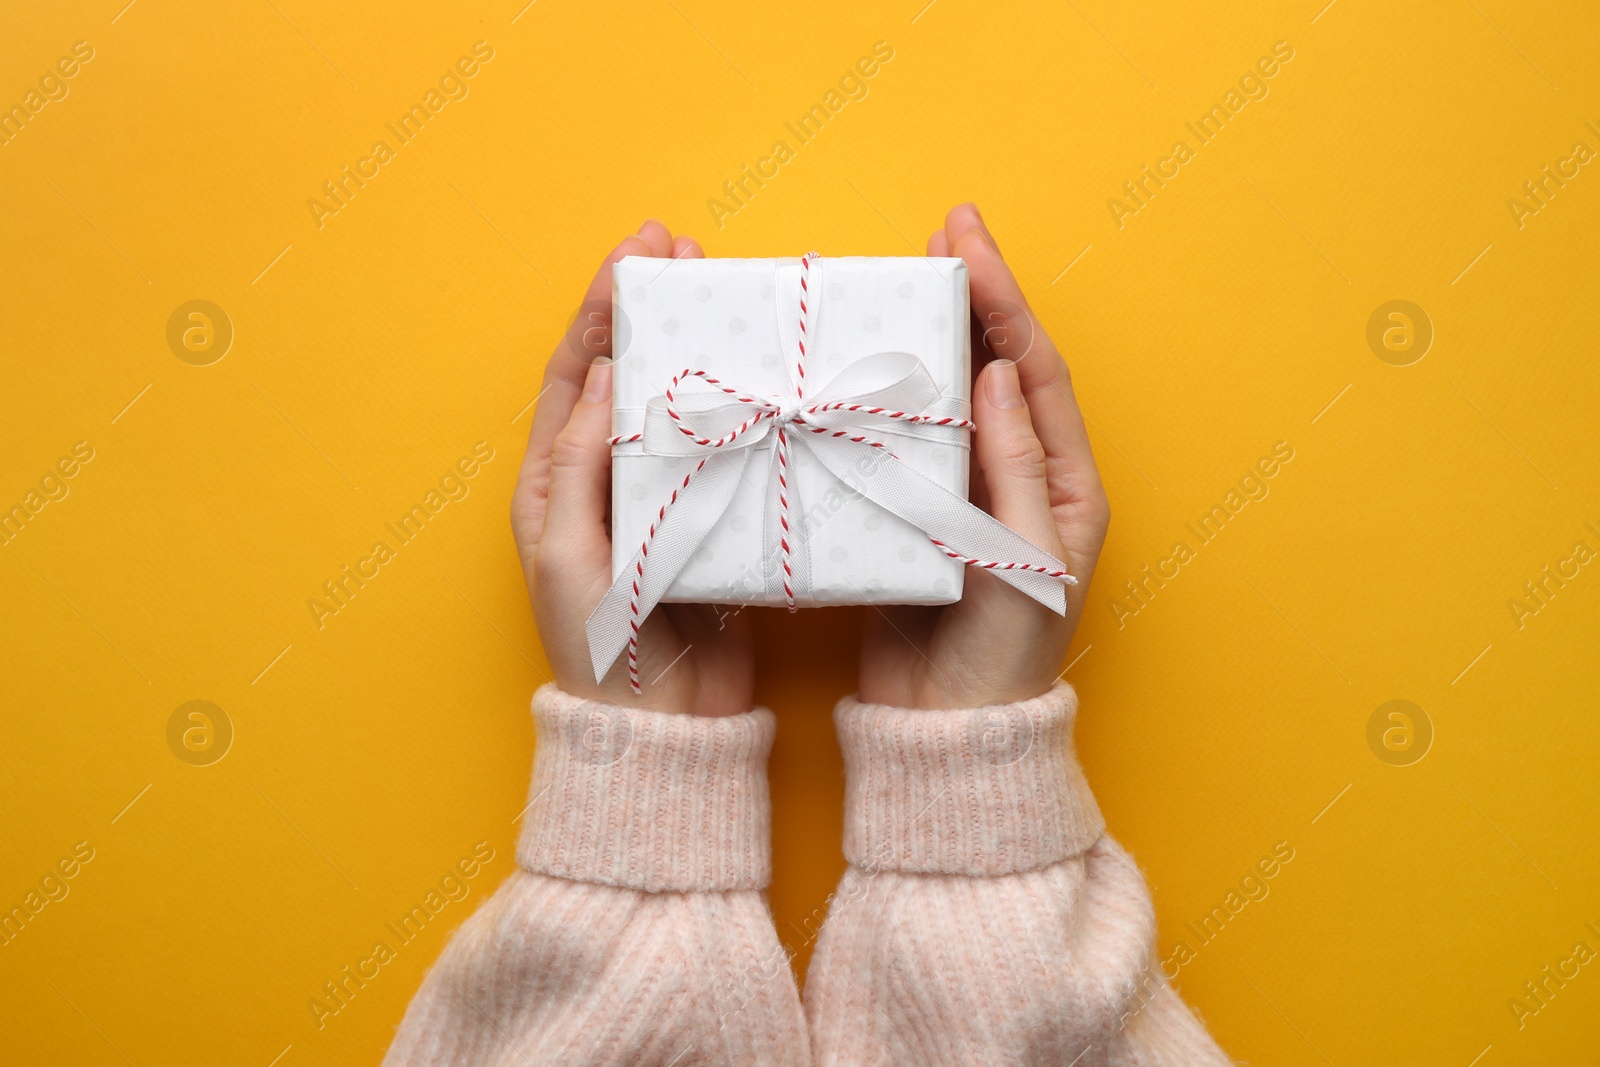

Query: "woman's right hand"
(857, 204), (1111, 710)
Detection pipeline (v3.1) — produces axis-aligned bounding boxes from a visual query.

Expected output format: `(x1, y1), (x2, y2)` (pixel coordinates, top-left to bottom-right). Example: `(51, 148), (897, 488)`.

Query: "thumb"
(542, 358), (614, 569)
(972, 359), (1060, 557)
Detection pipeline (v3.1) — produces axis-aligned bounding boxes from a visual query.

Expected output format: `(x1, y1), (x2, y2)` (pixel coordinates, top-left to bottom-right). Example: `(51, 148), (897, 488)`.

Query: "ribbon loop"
(587, 256), (1077, 692)
(641, 394), (773, 456)
(810, 350), (936, 409)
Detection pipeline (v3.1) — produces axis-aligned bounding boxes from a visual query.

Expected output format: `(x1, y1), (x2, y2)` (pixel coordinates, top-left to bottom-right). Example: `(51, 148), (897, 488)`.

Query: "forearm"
(804, 683), (1230, 1066)
(385, 685), (808, 1067)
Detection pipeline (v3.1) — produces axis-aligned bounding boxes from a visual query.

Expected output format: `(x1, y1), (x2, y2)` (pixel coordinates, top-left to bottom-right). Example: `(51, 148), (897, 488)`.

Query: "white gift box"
(609, 255), (972, 607)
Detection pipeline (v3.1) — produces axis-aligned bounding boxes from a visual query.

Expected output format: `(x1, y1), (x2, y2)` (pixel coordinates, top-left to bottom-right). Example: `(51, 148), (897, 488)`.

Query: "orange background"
(2, 1), (1597, 1064)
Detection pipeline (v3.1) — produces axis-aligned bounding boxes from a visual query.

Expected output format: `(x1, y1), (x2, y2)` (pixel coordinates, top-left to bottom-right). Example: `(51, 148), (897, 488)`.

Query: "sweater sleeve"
(803, 683), (1231, 1067)
(384, 684), (810, 1067)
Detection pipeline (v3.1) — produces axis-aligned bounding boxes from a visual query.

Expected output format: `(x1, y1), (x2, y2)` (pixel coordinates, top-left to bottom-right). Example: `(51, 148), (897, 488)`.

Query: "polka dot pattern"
(608, 255), (972, 607)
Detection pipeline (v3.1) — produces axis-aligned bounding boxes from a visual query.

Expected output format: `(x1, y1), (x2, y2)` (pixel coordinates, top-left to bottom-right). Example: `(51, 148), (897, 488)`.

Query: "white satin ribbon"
(586, 264), (1076, 685)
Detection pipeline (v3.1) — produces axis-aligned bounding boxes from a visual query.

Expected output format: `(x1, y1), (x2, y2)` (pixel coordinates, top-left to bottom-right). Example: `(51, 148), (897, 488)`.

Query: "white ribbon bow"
(586, 255), (1077, 691)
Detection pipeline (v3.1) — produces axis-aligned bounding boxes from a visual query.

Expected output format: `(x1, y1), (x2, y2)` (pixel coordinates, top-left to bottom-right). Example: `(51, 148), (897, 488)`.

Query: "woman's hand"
(858, 204), (1110, 710)
(511, 221), (755, 716)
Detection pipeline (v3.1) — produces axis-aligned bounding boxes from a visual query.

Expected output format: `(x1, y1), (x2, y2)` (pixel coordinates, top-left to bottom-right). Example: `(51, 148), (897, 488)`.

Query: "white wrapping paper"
(610, 255), (971, 607)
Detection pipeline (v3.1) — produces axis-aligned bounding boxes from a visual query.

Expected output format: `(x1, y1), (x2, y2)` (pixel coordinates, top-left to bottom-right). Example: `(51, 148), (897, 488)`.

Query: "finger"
(637, 219), (675, 258)
(927, 228), (950, 257)
(529, 226), (690, 516)
(948, 221), (1093, 478)
(948, 208), (1109, 575)
(946, 205), (1024, 379)
(543, 359), (615, 565)
(513, 234), (650, 556)
(530, 234), (647, 449)
(946, 206), (1042, 380)
(971, 360), (1060, 555)
(944, 201), (999, 254)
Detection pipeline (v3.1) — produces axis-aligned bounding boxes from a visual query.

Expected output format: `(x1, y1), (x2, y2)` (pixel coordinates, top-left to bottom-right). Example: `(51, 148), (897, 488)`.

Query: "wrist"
(552, 660), (753, 717)
(835, 682), (1105, 875)
(557, 681), (753, 717)
(859, 659), (1060, 711)
(519, 684), (775, 891)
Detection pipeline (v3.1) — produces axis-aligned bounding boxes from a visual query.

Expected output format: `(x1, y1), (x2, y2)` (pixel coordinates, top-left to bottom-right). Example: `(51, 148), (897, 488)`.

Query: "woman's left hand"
(511, 220), (756, 716)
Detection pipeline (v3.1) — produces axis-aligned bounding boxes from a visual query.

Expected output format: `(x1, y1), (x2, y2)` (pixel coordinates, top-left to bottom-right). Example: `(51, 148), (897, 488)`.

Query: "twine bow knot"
(588, 254), (1077, 692)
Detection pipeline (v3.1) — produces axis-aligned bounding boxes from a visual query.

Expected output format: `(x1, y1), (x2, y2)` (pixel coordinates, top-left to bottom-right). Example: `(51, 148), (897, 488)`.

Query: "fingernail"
(966, 225), (995, 252)
(966, 204), (999, 250)
(583, 358), (613, 402)
(986, 359), (1023, 409)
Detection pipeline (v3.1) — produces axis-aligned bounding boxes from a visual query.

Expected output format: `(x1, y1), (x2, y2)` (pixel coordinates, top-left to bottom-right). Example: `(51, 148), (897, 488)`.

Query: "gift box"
(609, 254), (972, 608)
(588, 253), (1071, 689)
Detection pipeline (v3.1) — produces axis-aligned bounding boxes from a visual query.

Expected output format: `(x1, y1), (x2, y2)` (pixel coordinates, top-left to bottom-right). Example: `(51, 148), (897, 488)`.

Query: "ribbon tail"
(585, 449), (754, 683)
(804, 435), (1074, 614)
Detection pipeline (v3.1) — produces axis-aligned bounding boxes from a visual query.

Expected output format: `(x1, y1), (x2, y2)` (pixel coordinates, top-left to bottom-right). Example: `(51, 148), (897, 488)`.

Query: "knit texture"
(383, 689), (807, 1067)
(519, 684), (775, 892)
(836, 682), (1106, 876)
(806, 684), (1232, 1066)
(385, 683), (1231, 1066)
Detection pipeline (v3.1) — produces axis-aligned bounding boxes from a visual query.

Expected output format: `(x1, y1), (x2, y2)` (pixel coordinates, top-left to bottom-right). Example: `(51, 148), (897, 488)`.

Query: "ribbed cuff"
(836, 682), (1106, 877)
(517, 685), (774, 893)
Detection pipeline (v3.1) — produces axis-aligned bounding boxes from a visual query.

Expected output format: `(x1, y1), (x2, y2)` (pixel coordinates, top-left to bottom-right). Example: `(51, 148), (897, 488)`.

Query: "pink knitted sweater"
(382, 683), (1232, 1065)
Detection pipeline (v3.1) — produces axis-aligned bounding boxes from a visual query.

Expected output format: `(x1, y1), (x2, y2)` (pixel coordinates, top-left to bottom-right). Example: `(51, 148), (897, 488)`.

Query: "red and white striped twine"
(777, 253), (817, 612)
(801, 401), (974, 431)
(928, 539), (1075, 581)
(608, 252), (1069, 693)
(623, 457), (710, 693)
